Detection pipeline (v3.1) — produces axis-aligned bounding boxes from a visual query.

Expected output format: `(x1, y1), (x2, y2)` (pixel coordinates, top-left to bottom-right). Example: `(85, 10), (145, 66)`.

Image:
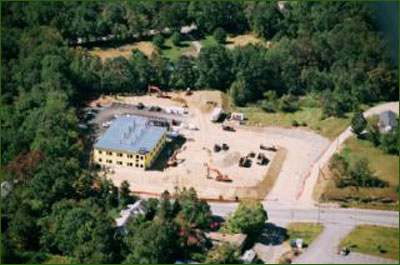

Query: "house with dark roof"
(379, 110), (398, 133)
(93, 115), (168, 170)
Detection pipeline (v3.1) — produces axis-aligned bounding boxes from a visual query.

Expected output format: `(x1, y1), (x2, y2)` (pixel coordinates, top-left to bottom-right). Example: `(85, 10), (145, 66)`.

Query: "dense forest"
(1, 1), (398, 264)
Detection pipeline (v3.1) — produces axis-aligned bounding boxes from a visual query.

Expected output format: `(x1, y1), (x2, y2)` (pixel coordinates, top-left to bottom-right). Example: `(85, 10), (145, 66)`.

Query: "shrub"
(152, 35), (165, 48)
(279, 94), (299, 113)
(291, 120), (299, 127)
(213, 27), (227, 44)
(171, 32), (182, 46)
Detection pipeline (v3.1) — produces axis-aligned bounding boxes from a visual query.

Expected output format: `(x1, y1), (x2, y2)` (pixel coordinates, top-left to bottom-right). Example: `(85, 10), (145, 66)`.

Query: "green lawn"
(234, 105), (350, 139)
(340, 225), (399, 260)
(43, 255), (70, 264)
(319, 136), (399, 210)
(161, 38), (196, 62)
(286, 222), (324, 247)
(199, 35), (218, 48)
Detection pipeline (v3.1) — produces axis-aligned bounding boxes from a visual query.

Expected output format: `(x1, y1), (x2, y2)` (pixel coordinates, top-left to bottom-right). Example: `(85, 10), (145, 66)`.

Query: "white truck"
(210, 107), (223, 122)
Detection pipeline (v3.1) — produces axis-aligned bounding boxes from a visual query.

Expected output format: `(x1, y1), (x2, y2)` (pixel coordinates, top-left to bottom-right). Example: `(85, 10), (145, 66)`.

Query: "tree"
(123, 220), (180, 264)
(351, 111), (367, 138)
(40, 200), (117, 263)
(244, 1), (282, 39)
(366, 116), (381, 146)
(213, 27), (227, 44)
(170, 56), (198, 89)
(380, 125), (399, 155)
(196, 45), (232, 90)
(174, 187), (212, 229)
(152, 35), (165, 49)
(205, 243), (240, 264)
(224, 200), (267, 239)
(171, 31), (182, 46)
(119, 180), (135, 207)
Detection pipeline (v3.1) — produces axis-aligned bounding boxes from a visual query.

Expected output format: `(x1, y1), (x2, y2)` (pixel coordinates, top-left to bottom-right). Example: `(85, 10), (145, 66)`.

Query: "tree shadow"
(257, 223), (288, 246)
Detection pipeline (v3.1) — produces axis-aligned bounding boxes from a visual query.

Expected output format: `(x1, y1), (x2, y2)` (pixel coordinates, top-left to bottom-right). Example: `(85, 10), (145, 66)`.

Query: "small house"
(1, 181), (12, 199)
(379, 110), (398, 133)
(115, 200), (149, 235)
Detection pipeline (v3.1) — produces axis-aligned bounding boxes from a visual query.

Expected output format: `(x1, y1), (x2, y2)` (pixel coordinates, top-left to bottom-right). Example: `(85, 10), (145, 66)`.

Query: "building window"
(127, 162), (133, 167)
(140, 165), (144, 168)
(117, 161), (123, 165)
(136, 155), (139, 159)
(140, 156), (144, 160)
(106, 151), (113, 156)
(98, 158), (102, 162)
(117, 153), (123, 157)
(98, 150), (103, 154)
(136, 164), (139, 167)
(106, 159), (113, 164)
(128, 154), (133, 158)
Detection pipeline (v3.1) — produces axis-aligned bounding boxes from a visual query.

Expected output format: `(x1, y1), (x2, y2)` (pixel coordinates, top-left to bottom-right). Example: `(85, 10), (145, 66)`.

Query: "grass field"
(161, 38), (196, 62)
(234, 105), (350, 139)
(88, 41), (156, 61)
(286, 222), (324, 247)
(317, 136), (399, 210)
(278, 223), (324, 264)
(199, 35), (218, 48)
(340, 225), (399, 260)
(43, 255), (70, 264)
(226, 34), (267, 49)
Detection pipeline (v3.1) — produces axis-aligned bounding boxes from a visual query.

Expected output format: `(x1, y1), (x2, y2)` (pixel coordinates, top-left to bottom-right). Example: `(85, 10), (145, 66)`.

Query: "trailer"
(230, 112), (245, 121)
(210, 107), (223, 122)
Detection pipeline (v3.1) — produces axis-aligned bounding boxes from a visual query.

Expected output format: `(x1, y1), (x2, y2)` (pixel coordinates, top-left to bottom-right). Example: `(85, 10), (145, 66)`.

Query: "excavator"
(147, 85), (169, 98)
(167, 146), (186, 167)
(204, 163), (232, 182)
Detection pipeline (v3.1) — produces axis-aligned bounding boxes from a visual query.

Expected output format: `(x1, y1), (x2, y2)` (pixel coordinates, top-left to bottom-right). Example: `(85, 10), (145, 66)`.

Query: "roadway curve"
(209, 101), (399, 264)
(298, 101), (399, 204)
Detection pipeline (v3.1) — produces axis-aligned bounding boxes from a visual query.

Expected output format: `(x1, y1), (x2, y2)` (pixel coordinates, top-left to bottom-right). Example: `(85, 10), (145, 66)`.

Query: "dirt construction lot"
(92, 91), (330, 202)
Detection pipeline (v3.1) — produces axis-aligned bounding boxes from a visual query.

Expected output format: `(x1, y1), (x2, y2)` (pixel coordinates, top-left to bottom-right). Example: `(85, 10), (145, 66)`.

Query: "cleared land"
(315, 136), (399, 210)
(226, 34), (267, 49)
(161, 38), (196, 61)
(88, 41), (156, 61)
(90, 91), (329, 202)
(340, 225), (399, 260)
(222, 94), (351, 139)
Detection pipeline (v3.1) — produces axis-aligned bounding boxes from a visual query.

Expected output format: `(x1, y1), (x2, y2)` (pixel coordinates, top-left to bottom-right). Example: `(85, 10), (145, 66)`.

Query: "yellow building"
(94, 115), (168, 170)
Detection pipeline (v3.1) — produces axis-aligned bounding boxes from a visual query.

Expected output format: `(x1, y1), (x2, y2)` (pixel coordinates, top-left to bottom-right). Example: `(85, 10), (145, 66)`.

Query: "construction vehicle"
(204, 163), (232, 182)
(256, 153), (269, 165)
(148, 85), (169, 98)
(222, 125), (235, 132)
(260, 144), (277, 152)
(222, 143), (229, 151)
(185, 88), (193, 96)
(167, 148), (185, 167)
(248, 152), (256, 158)
(214, 144), (222, 153)
(239, 156), (252, 168)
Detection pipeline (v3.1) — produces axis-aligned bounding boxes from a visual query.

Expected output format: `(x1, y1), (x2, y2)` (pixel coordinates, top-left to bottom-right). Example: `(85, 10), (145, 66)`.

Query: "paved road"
(293, 223), (398, 264)
(298, 101), (399, 204)
(209, 201), (399, 264)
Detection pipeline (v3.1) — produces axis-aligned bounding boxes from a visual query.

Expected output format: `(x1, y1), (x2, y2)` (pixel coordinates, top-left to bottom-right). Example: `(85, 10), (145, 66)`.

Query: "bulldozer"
(204, 163), (232, 182)
(148, 85), (169, 98)
(256, 153), (269, 165)
(239, 156), (252, 168)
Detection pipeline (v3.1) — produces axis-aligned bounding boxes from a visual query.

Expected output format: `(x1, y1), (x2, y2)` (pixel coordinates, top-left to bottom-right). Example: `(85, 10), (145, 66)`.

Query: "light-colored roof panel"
(95, 116), (167, 153)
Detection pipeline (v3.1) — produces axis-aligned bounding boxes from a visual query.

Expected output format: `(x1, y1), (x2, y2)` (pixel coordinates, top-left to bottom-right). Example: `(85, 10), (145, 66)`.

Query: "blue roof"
(95, 116), (167, 153)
